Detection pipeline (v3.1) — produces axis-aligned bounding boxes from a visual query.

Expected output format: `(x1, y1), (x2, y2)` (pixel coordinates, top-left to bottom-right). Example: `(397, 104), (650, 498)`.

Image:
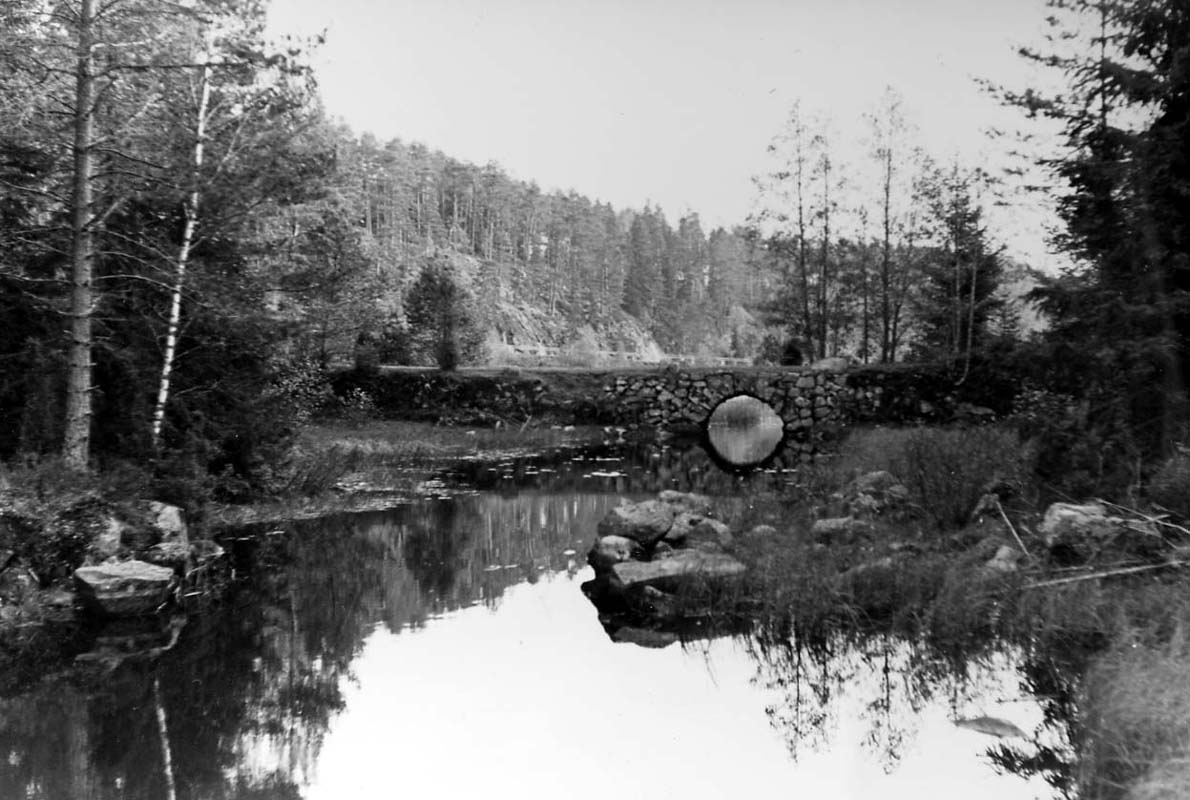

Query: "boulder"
(811, 516), (875, 545)
(747, 524), (778, 538)
(854, 469), (904, 495)
(848, 470), (910, 517)
(90, 516), (127, 562)
(658, 490), (715, 516)
(148, 501), (188, 545)
(609, 549), (746, 595)
(662, 513), (733, 550)
(1038, 502), (1162, 564)
(588, 535), (644, 572)
(686, 518), (734, 552)
(983, 545), (1025, 575)
(73, 560), (176, 617)
(652, 541), (676, 558)
(597, 500), (675, 546)
(142, 542), (192, 575)
(0, 564), (36, 603)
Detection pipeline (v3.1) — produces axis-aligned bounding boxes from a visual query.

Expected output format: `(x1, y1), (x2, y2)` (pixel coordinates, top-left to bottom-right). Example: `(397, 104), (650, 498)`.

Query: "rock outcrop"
(73, 560), (177, 617)
(583, 494), (747, 636)
(1040, 502), (1163, 565)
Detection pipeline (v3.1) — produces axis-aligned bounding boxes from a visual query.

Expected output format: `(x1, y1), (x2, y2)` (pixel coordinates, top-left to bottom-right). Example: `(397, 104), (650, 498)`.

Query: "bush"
(835, 426), (1030, 529)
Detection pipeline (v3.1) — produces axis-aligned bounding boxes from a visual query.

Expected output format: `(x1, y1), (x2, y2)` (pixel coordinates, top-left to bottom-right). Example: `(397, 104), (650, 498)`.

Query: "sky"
(267, 0), (1066, 269)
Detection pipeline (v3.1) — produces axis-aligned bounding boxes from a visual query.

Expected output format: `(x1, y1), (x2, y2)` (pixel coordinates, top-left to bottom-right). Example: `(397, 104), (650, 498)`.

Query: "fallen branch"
(993, 497), (1031, 559)
(1024, 561), (1187, 590)
(1097, 499), (1190, 539)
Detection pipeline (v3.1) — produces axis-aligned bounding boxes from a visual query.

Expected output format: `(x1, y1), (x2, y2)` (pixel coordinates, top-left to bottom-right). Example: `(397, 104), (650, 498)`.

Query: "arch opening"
(704, 394), (785, 468)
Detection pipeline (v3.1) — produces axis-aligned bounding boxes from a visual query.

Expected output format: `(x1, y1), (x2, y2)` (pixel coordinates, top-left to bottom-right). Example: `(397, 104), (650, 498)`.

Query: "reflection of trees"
(402, 500), (471, 601)
(984, 648), (1087, 798)
(747, 630), (1074, 783)
(0, 490), (627, 798)
(438, 438), (813, 498)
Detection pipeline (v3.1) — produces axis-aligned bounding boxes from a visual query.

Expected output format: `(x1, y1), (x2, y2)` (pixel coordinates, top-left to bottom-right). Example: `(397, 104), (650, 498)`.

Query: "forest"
(0, 0), (1187, 500)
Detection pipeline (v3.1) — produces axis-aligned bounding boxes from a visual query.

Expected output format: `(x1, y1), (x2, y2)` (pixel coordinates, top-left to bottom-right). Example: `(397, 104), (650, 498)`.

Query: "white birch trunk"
(151, 31), (212, 448)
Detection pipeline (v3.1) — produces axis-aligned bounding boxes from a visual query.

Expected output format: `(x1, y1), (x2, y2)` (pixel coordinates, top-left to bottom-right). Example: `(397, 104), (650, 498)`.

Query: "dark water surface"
(0, 434), (1065, 799)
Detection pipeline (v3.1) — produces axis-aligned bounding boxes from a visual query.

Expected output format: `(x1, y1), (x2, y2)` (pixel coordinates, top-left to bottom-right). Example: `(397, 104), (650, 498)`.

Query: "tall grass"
(830, 426), (1032, 528)
(1079, 629), (1190, 799)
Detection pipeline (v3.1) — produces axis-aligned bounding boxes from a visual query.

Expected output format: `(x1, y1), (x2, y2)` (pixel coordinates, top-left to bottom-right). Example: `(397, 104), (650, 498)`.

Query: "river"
(0, 432), (1068, 799)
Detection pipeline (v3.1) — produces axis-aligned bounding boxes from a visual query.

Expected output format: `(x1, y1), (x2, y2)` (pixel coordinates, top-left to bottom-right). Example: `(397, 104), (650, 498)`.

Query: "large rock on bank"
(662, 513), (733, 550)
(596, 500), (676, 546)
(73, 560), (176, 617)
(588, 535), (644, 571)
(1039, 502), (1163, 564)
(585, 494), (747, 633)
(609, 549), (746, 594)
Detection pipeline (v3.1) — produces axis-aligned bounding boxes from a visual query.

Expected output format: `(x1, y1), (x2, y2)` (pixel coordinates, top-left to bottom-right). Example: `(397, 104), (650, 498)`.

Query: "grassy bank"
(209, 420), (610, 526)
(681, 424), (1190, 799)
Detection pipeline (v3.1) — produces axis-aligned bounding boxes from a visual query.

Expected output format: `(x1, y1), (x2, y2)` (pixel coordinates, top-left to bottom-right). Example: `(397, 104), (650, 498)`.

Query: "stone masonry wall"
(333, 362), (1007, 434)
(601, 362), (987, 437)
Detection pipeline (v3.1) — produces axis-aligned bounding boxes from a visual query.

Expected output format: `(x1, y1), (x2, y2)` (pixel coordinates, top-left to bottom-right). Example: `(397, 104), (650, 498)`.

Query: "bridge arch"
(605, 366), (850, 440)
(703, 394), (787, 469)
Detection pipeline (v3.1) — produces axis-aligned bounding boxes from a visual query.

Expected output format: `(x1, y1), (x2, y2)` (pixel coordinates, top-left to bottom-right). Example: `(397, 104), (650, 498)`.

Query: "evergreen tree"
(1007, 0), (1190, 454)
(404, 256), (486, 370)
(913, 164), (1005, 364)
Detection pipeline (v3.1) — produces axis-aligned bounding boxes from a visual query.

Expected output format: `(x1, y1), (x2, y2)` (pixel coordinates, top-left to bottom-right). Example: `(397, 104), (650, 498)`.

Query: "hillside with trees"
(3, 0), (1184, 503)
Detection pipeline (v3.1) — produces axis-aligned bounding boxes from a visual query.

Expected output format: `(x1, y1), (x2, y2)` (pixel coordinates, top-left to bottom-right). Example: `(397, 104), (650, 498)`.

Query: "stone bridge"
(601, 364), (1008, 438)
(333, 362), (1014, 439)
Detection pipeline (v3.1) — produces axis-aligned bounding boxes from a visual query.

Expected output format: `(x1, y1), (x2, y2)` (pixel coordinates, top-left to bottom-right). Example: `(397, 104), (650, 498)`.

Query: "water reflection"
(0, 493), (624, 800)
(706, 395), (786, 467)
(0, 444), (1072, 800)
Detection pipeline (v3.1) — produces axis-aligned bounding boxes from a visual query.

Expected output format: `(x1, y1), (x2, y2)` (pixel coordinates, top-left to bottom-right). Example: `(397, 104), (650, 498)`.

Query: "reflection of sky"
(306, 567), (1057, 800)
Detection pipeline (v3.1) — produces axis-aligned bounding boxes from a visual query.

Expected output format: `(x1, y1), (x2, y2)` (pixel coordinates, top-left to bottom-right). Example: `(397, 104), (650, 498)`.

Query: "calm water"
(0, 433), (1068, 799)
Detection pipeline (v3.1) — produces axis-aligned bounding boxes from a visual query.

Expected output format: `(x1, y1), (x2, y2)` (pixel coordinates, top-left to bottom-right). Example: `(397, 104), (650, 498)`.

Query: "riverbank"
(575, 424), (1190, 799)
(4, 418), (1190, 798)
(208, 420), (618, 526)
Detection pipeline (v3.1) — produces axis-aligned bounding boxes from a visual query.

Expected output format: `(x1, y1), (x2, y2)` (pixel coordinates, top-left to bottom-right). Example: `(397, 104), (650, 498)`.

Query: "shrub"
(835, 426), (1030, 529)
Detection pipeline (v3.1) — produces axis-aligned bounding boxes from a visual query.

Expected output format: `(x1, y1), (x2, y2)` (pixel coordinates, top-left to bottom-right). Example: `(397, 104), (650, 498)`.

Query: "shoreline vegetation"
(7, 413), (1190, 797)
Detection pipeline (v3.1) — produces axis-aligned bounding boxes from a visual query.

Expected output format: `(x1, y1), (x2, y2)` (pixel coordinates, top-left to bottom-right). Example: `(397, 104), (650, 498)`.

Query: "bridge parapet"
(603, 367), (850, 438)
(602, 363), (999, 436)
(330, 361), (1013, 435)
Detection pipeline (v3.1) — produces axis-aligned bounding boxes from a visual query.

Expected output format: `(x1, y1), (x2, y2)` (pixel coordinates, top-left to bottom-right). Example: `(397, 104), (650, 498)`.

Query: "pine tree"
(1006, 0), (1190, 453)
(404, 256), (486, 370)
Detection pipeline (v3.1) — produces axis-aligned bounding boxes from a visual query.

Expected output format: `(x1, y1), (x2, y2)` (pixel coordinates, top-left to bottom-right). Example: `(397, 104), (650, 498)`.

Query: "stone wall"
(332, 362), (1011, 433)
(601, 363), (990, 437)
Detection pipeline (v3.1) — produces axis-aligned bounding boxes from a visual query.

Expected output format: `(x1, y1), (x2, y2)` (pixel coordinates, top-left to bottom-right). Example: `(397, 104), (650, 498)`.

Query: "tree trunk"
(152, 30), (212, 449)
(63, 0), (97, 471)
(817, 156), (832, 360)
(795, 139), (813, 356)
(880, 146), (893, 362)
